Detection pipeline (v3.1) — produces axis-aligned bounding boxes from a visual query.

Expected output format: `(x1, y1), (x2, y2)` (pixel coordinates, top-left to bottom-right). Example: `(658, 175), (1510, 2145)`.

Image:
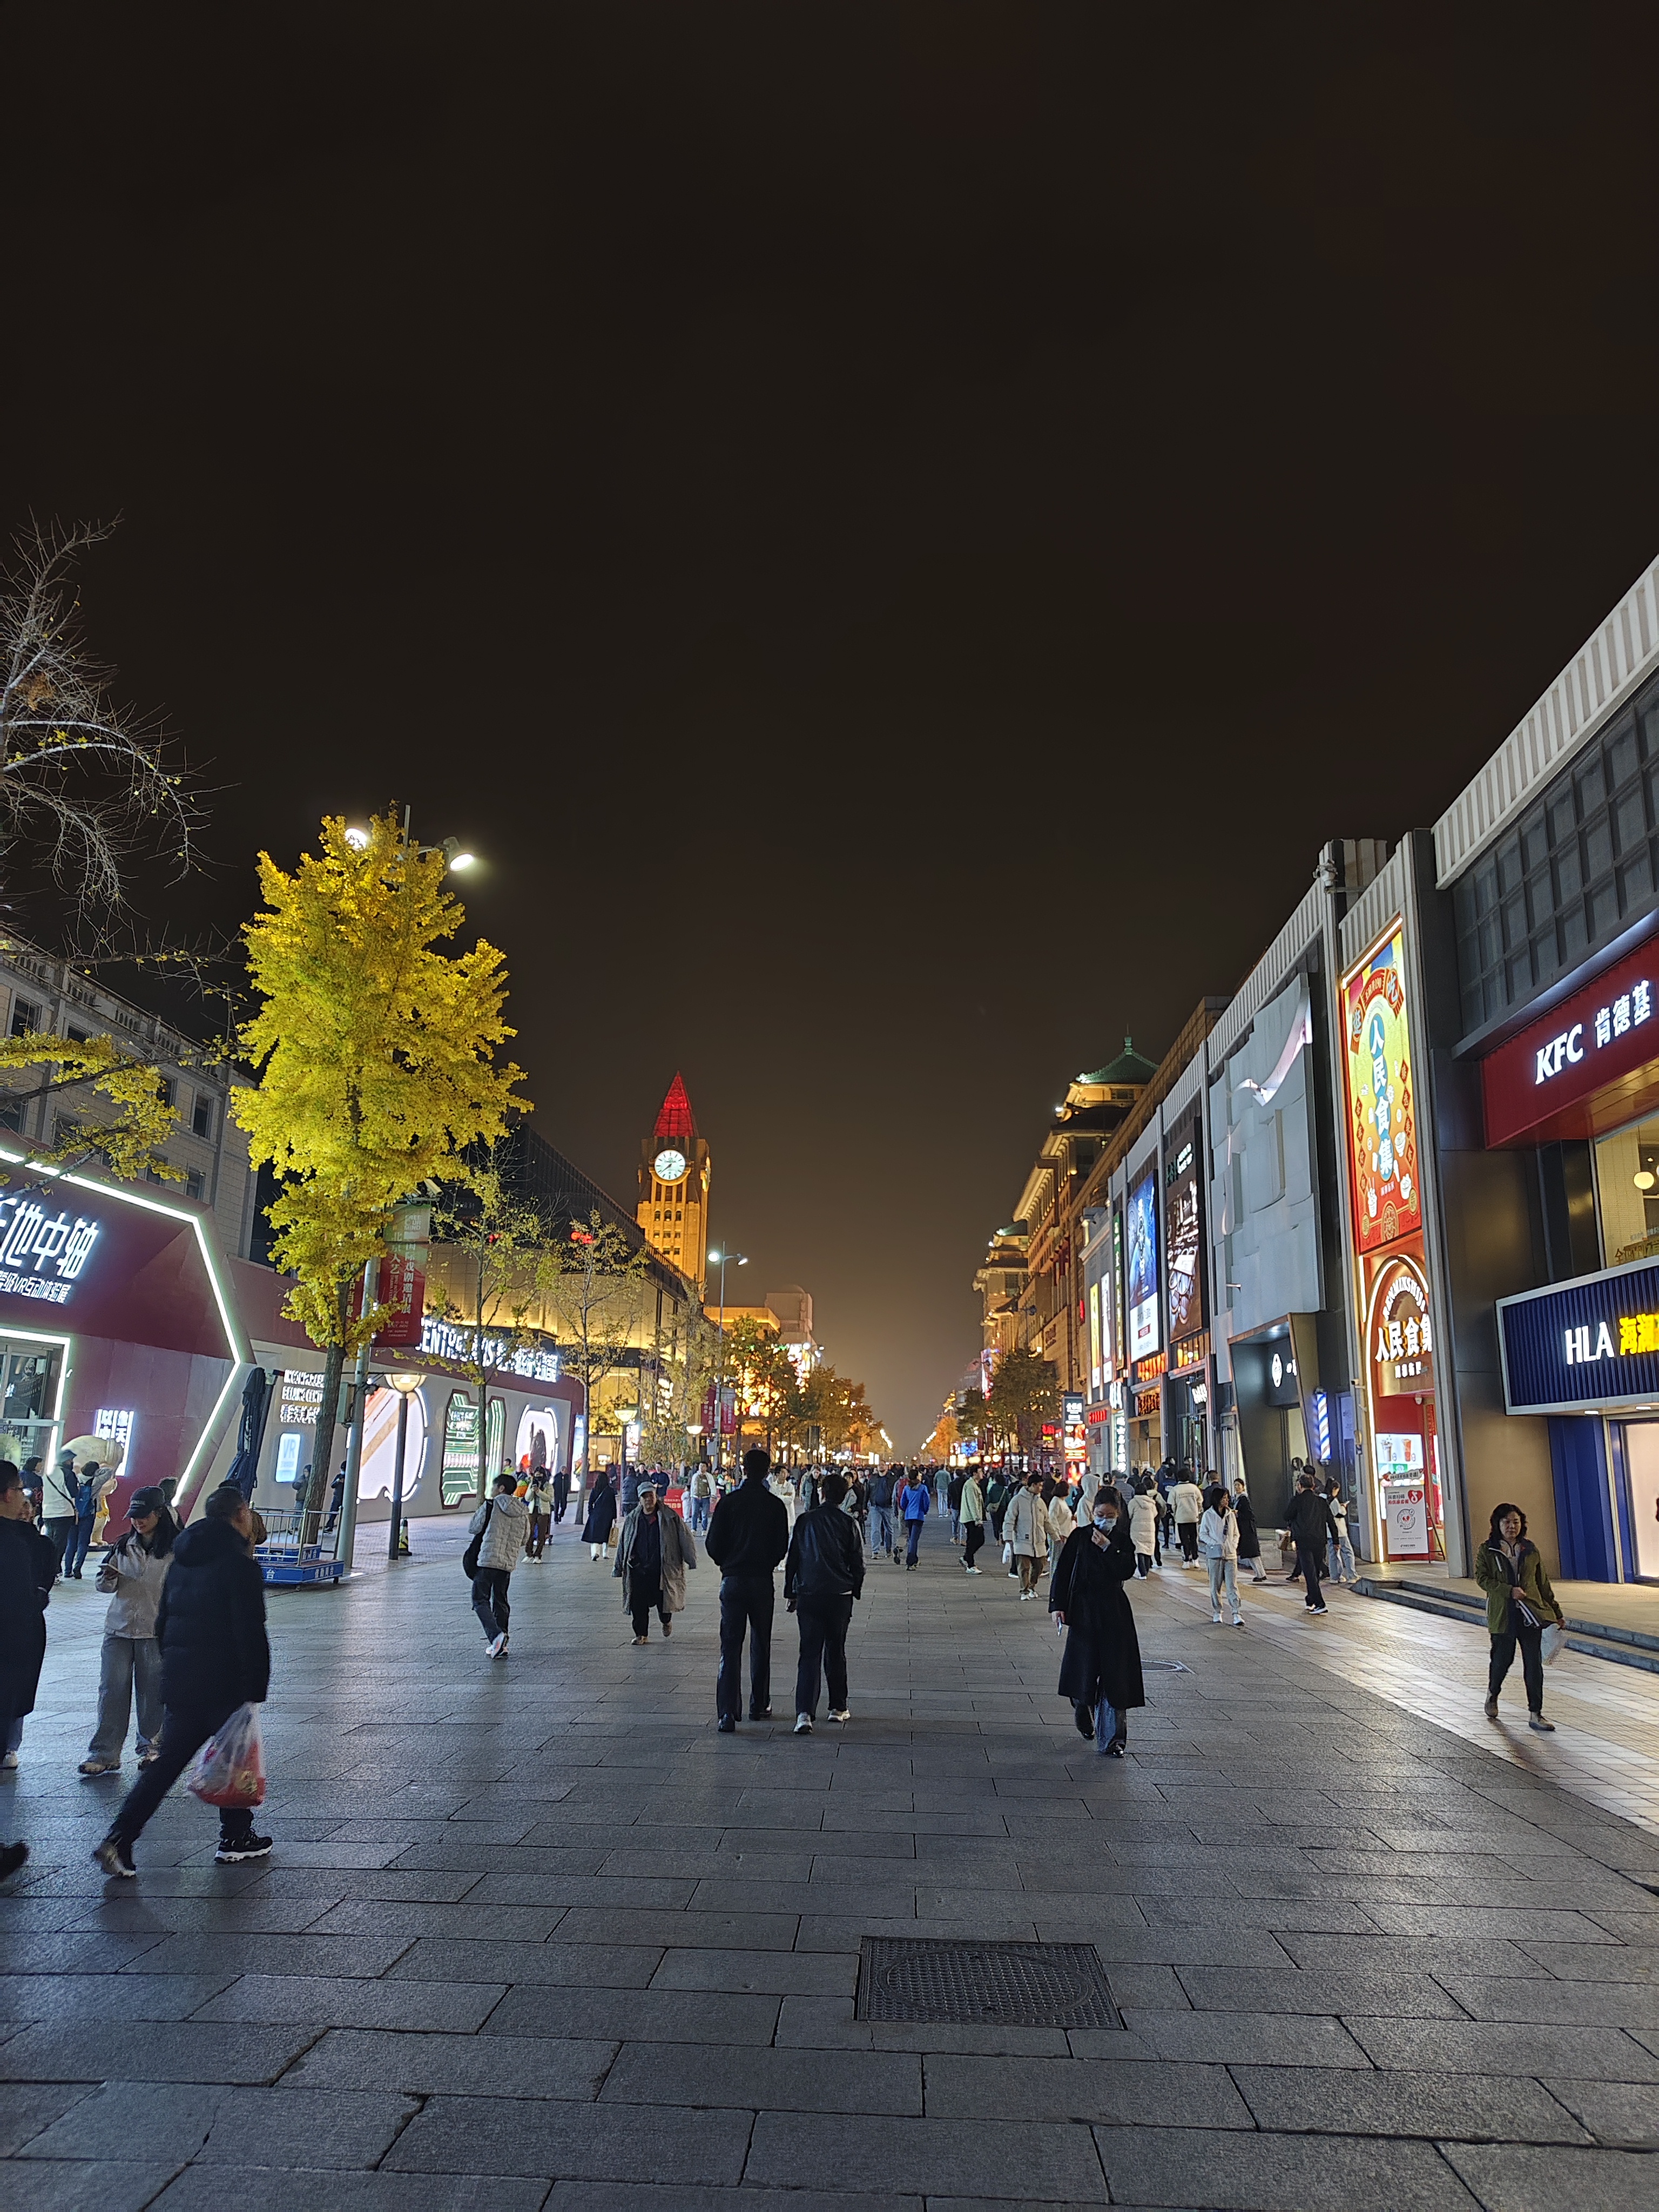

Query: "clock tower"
(638, 1072), (711, 1293)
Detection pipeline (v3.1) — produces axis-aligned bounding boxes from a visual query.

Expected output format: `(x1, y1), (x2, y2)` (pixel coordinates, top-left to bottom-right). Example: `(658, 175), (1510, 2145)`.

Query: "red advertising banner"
(1481, 917), (1659, 1147)
(1341, 927), (1422, 1255)
(374, 1252), (425, 1346)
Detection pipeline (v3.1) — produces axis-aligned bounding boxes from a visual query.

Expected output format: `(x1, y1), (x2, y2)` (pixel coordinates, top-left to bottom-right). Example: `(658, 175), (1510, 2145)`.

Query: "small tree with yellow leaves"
(234, 813), (527, 1540)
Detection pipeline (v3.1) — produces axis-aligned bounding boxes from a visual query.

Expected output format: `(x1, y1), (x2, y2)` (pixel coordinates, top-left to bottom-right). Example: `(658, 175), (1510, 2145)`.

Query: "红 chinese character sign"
(0, 1191), (102, 1305)
(1343, 929), (1421, 1255)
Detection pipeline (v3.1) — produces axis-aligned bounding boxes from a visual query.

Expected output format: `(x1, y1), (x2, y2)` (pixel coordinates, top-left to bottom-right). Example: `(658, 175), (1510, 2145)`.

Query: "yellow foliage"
(0, 1031), (183, 1182)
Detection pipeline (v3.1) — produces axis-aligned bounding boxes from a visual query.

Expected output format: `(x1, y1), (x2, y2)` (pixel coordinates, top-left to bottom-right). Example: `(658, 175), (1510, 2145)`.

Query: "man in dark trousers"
(1285, 1469), (1337, 1615)
(94, 1482), (272, 1877)
(784, 1469), (865, 1734)
(705, 1446), (789, 1731)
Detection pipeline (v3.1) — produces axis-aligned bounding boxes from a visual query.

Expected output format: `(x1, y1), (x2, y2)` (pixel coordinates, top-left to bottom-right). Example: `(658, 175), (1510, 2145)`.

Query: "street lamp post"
(386, 1372), (423, 1561)
(707, 1248), (747, 1474)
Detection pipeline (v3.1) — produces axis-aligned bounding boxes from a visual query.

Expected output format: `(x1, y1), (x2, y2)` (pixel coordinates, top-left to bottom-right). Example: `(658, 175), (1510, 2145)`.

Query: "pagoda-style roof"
(1078, 1035), (1157, 1087)
(653, 1072), (698, 1143)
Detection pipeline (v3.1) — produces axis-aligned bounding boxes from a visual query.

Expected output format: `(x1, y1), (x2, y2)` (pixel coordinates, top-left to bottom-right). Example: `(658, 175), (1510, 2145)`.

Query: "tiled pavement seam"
(2, 1519), (1658, 2208)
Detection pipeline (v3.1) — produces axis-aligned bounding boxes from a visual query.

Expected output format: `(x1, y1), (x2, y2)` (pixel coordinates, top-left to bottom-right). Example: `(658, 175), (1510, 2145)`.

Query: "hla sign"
(1561, 1309), (1659, 1364)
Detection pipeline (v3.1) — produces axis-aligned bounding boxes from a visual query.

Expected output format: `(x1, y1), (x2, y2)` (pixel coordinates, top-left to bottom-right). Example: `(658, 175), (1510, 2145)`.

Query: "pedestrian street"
(3, 1515), (1658, 2212)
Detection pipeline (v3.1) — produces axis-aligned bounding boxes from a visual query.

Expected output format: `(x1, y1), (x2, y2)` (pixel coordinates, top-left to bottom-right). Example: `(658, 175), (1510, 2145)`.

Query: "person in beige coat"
(615, 1482), (698, 1643)
(1004, 1475), (1049, 1599)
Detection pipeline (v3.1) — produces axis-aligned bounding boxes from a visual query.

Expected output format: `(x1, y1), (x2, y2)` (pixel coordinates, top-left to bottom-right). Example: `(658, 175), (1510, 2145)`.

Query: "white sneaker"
(965, 1566), (981, 1576)
(1232, 1616), (1244, 1628)
(1211, 1613), (1222, 1624)
(794, 1714), (813, 1735)
(486, 1633), (507, 1659)
(1, 1750), (18, 1771)
(828, 1708), (851, 1723)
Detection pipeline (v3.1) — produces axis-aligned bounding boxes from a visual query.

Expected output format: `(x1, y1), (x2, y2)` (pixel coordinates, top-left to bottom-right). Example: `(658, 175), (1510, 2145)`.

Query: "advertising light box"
(1341, 927), (1422, 1256)
(1497, 1257), (1659, 1415)
(1125, 1167), (1161, 1361)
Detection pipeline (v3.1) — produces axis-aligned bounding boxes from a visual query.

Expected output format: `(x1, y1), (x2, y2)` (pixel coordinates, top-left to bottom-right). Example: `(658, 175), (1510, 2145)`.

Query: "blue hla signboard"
(1498, 1258), (1659, 1416)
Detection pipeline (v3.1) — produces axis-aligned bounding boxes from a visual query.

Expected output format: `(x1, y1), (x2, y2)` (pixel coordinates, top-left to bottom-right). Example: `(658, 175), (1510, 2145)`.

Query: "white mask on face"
(1094, 1510), (1115, 1529)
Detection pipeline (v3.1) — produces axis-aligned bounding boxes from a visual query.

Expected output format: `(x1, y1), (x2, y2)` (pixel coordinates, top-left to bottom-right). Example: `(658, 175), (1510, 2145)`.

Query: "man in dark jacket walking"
(0, 1461), (58, 1879)
(1285, 1471), (1337, 1614)
(94, 1483), (272, 1877)
(784, 1470), (865, 1734)
(705, 1446), (790, 1731)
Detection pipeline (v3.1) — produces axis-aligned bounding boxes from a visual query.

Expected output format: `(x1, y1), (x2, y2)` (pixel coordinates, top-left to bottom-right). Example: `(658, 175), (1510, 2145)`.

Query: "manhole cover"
(1143, 1659), (1190, 1671)
(856, 1938), (1119, 2028)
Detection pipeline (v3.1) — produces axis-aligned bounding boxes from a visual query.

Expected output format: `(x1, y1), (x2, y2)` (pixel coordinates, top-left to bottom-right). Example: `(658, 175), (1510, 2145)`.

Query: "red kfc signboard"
(1482, 918), (1659, 1146)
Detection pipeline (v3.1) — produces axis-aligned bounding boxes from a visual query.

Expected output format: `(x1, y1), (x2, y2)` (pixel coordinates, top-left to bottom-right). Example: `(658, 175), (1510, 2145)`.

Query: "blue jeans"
(905, 1519), (923, 1566)
(65, 1515), (97, 1576)
(1095, 1697), (1121, 1754)
(1327, 1530), (1355, 1581)
(871, 1507), (893, 1556)
(691, 1495), (710, 1532)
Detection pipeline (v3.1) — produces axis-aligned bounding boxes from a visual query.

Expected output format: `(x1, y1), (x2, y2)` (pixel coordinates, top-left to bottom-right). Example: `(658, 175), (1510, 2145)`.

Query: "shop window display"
(1594, 1115), (1659, 1266)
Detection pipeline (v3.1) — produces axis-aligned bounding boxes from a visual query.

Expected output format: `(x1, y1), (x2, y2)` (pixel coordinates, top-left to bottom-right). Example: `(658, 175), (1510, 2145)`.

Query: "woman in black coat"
(1048, 1488), (1145, 1757)
(1, 1461), (59, 1878)
(1231, 1478), (1267, 1583)
(581, 1472), (617, 1560)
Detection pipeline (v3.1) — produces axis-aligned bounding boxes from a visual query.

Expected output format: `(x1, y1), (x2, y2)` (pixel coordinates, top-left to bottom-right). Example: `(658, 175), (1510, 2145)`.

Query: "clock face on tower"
(653, 1147), (687, 1184)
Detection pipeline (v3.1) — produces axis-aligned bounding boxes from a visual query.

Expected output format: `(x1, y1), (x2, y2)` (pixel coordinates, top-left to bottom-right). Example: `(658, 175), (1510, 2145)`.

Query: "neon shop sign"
(1535, 979), (1652, 1085)
(0, 1191), (102, 1305)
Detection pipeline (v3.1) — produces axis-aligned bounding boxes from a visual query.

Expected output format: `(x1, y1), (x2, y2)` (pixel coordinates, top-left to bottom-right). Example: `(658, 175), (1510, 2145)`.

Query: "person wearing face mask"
(1048, 1487), (1145, 1757)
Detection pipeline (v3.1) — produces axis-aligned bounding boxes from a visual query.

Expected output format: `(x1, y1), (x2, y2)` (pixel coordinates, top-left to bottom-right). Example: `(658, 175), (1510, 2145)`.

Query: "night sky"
(6, 9), (1659, 1448)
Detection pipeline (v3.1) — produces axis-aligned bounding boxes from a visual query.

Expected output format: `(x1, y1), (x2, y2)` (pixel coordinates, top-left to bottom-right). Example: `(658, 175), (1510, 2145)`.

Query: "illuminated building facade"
(637, 1073), (711, 1295)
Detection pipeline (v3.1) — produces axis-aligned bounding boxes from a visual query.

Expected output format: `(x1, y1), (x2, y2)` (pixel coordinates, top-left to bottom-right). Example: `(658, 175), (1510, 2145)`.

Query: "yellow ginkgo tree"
(233, 812), (527, 1539)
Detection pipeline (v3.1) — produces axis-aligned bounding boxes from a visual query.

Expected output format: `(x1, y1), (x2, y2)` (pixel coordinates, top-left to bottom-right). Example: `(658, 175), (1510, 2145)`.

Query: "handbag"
(461, 1499), (494, 1579)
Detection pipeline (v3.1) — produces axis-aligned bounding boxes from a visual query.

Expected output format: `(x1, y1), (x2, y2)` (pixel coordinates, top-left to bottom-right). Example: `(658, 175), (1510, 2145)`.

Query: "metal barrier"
(254, 1507), (344, 1587)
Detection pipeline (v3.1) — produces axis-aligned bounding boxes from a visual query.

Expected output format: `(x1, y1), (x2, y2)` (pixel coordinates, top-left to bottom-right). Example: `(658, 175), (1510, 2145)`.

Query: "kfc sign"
(1483, 918), (1659, 1147)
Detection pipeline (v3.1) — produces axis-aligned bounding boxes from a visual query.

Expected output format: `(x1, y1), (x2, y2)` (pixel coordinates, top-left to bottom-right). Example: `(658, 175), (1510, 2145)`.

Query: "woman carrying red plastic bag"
(94, 1485), (272, 1879)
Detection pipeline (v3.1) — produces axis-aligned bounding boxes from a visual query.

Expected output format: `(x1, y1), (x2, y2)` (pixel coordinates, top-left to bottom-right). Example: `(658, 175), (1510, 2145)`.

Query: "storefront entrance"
(1611, 1422), (1659, 1582)
(0, 1333), (66, 1468)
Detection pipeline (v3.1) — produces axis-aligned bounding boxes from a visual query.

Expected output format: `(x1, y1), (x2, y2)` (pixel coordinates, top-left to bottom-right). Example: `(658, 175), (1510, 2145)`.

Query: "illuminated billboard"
(1125, 1166), (1161, 1360)
(1342, 927), (1422, 1255)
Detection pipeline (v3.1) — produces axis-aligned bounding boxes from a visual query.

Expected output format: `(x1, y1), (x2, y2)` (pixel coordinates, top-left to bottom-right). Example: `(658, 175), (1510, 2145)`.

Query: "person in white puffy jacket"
(1128, 1486), (1160, 1577)
(1197, 1483), (1243, 1627)
(467, 1473), (529, 1658)
(1046, 1491), (1076, 1563)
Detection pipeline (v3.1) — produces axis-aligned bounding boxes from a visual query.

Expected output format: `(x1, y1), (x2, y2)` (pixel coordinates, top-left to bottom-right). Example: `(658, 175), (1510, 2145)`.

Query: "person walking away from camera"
(0, 1462), (56, 1866)
(706, 1446), (790, 1729)
(985, 1470), (1010, 1549)
(867, 1465), (895, 1560)
(64, 1459), (112, 1580)
(1232, 1478), (1267, 1582)
(1050, 1485), (1144, 1757)
(1005, 1474), (1049, 1598)
(1046, 1486), (1076, 1574)
(468, 1471), (528, 1657)
(961, 1469), (986, 1574)
(1285, 1470), (1336, 1614)
(581, 1468), (617, 1561)
(947, 1468), (966, 1544)
(1323, 1476), (1356, 1584)
(900, 1463), (931, 1569)
(1475, 1503), (1563, 1733)
(689, 1464), (713, 1534)
(1171, 1468), (1204, 1565)
(615, 1480), (697, 1643)
(1128, 1482), (1159, 1577)
(1198, 1483), (1244, 1627)
(94, 1483), (272, 1877)
(80, 1488), (176, 1775)
(553, 1462), (571, 1524)
(785, 1469), (865, 1732)
(525, 1468), (553, 1560)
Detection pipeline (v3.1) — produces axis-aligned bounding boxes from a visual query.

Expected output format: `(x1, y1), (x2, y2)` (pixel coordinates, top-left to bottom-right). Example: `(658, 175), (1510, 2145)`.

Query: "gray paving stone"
(1097, 2125), (1477, 2208)
(304, 1899), (568, 1941)
(1347, 2016), (1659, 2081)
(1109, 2011), (1372, 2067)
(190, 1973), (508, 2030)
(0, 2082), (95, 2154)
(1232, 2065), (1590, 2143)
(4, 2160), (187, 2212)
(385, 2094), (749, 2182)
(388, 1940), (662, 1987)
(0, 1973), (234, 2021)
(0, 2022), (319, 2085)
(744, 2111), (1107, 2199)
(543, 2188), (918, 2212)
(0, 1936), (168, 1975)
(15, 2081), (225, 2161)
(773, 1993), (1079, 2056)
(603, 2038), (921, 2113)
(484, 1984), (781, 2045)
(151, 2171), (550, 2212)
(649, 1946), (855, 1994)
(551, 1907), (799, 1949)
(1441, 2142), (1659, 2212)
(925, 2051), (1252, 2127)
(1543, 2079), (1659, 2146)
(1520, 1943), (1659, 1984)
(1438, 1975), (1659, 2028)
(280, 2025), (618, 2101)
(1174, 1965), (1468, 2018)
(115, 1933), (413, 1978)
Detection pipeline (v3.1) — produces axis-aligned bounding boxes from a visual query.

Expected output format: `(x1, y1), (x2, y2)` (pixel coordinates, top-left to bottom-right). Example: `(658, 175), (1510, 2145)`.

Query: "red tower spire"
(653, 1073), (697, 1144)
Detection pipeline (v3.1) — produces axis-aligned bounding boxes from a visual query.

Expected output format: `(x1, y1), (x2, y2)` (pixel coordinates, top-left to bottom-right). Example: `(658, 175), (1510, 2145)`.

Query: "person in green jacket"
(1474, 1502), (1564, 1734)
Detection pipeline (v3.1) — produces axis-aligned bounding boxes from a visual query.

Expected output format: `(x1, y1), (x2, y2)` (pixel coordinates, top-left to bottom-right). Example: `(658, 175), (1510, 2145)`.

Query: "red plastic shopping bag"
(185, 1703), (267, 1809)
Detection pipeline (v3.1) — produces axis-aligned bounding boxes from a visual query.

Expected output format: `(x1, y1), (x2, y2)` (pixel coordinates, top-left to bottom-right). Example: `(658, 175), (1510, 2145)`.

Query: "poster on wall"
(1110, 1204), (1124, 1378)
(1342, 927), (1422, 1254)
(1164, 1110), (1205, 1346)
(1088, 1280), (1102, 1392)
(1125, 1168), (1161, 1360)
(1382, 1480), (1431, 1558)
